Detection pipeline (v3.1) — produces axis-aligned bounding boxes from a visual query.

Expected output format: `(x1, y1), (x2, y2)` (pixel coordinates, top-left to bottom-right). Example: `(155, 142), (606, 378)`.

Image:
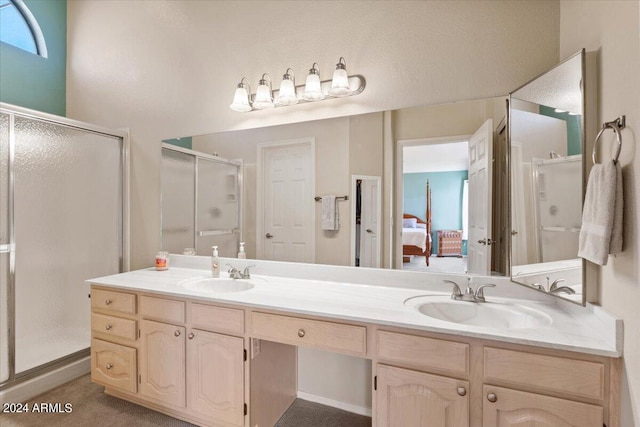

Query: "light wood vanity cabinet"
(377, 364), (469, 427)
(90, 285), (620, 427)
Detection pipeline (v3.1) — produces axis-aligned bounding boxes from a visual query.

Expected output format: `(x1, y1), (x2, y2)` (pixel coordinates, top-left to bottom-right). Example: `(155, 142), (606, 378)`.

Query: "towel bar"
(592, 115), (625, 165)
(314, 196), (348, 201)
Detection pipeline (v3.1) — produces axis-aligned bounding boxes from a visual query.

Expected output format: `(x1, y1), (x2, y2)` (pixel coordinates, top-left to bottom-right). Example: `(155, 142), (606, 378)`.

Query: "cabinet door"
(139, 319), (186, 407)
(482, 385), (603, 427)
(377, 364), (469, 427)
(187, 329), (245, 426)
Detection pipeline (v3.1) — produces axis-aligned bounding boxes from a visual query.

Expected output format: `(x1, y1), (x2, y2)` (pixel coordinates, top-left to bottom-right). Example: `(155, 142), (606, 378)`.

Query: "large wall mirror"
(509, 49), (587, 305)
(160, 49), (591, 305)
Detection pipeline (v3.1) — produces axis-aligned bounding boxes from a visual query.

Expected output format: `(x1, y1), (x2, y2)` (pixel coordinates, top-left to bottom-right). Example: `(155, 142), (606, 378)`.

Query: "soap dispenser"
(237, 242), (246, 259)
(211, 246), (220, 278)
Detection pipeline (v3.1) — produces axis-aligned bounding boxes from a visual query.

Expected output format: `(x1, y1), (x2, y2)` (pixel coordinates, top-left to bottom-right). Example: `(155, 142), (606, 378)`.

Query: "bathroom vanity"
(88, 257), (622, 427)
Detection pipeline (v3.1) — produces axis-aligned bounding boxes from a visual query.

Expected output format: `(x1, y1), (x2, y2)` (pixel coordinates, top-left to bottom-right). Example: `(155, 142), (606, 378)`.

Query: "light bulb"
(253, 74), (274, 109)
(276, 69), (298, 106)
(303, 63), (324, 101)
(329, 58), (351, 97)
(229, 81), (252, 112)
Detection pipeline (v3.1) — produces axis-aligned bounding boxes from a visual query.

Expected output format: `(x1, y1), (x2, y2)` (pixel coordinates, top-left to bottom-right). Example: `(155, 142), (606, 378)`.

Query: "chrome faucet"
(548, 278), (566, 293)
(444, 279), (495, 302)
(226, 264), (254, 279)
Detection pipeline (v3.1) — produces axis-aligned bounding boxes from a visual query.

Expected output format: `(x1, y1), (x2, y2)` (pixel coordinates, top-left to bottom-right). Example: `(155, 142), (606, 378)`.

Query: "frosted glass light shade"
(229, 87), (252, 112)
(329, 67), (351, 97)
(253, 83), (274, 109)
(303, 73), (324, 101)
(276, 78), (298, 106)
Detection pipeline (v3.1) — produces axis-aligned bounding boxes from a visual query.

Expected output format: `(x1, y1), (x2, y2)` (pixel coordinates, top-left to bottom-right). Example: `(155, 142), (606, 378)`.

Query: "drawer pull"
(105, 324), (112, 331)
(105, 299), (112, 305)
(457, 387), (467, 397)
(487, 393), (497, 403)
(297, 329), (306, 338)
(188, 332), (195, 340)
(175, 330), (181, 337)
(105, 363), (113, 370)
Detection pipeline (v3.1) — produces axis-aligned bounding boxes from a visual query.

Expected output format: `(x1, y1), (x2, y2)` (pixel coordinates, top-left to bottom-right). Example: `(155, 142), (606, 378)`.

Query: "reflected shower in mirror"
(161, 96), (509, 277)
(509, 49), (587, 304)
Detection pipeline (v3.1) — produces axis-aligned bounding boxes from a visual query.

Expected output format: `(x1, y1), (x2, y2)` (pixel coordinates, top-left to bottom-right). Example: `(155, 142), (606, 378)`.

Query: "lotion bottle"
(237, 242), (246, 259)
(211, 246), (220, 278)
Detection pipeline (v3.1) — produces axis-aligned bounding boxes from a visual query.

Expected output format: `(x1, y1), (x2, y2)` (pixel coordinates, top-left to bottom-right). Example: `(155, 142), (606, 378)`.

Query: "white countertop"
(87, 256), (622, 358)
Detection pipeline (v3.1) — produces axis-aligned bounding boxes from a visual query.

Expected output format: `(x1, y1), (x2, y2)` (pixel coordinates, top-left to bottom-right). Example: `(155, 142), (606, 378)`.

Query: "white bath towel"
(321, 195), (339, 231)
(578, 160), (624, 265)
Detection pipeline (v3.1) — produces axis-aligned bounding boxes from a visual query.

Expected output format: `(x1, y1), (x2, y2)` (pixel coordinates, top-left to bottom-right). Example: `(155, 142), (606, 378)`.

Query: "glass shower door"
(161, 148), (196, 253)
(13, 116), (123, 374)
(0, 112), (9, 382)
(195, 158), (240, 257)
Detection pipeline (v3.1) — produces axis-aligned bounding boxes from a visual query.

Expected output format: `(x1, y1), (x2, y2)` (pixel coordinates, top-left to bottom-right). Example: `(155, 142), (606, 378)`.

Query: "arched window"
(0, 0), (47, 58)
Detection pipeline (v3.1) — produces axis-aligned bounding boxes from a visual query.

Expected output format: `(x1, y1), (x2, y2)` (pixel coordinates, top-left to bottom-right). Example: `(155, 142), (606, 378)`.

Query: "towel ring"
(592, 116), (625, 165)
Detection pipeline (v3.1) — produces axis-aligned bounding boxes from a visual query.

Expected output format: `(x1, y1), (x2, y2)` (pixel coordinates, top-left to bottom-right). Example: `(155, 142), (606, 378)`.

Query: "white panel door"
(359, 177), (381, 268)
(260, 141), (314, 263)
(467, 119), (493, 275)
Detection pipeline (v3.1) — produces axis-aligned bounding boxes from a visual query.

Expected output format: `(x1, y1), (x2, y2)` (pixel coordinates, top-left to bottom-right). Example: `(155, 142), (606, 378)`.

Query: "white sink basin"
(178, 277), (256, 293)
(412, 296), (552, 329)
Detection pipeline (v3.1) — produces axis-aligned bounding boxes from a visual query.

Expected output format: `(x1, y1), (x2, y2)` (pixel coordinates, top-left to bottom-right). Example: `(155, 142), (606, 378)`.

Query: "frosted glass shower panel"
(196, 158), (240, 256)
(0, 113), (8, 382)
(161, 149), (196, 253)
(13, 117), (122, 373)
(534, 155), (582, 262)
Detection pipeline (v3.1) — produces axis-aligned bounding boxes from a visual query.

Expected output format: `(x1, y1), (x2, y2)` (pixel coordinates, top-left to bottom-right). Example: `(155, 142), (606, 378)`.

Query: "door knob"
(511, 230), (518, 235)
(265, 233), (274, 238)
(478, 239), (486, 245)
(366, 229), (373, 233)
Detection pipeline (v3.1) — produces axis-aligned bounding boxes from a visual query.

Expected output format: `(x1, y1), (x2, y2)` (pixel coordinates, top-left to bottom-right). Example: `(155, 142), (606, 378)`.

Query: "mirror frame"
(507, 49), (587, 306)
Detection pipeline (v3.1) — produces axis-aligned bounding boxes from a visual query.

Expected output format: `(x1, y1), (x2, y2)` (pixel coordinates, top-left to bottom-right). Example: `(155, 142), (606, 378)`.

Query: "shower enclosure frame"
(0, 102), (130, 390)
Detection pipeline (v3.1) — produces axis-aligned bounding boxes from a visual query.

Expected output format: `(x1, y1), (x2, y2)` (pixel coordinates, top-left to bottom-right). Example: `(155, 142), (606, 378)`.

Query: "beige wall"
(192, 113), (384, 266)
(560, 1), (640, 425)
(66, 0), (560, 270)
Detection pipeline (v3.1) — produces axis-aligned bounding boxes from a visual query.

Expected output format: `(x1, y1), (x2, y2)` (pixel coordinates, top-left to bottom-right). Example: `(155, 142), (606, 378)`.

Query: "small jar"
(155, 251), (169, 271)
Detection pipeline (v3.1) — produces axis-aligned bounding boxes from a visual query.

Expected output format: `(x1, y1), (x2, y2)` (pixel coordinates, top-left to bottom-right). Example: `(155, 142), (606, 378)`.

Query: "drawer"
(140, 295), (185, 324)
(91, 339), (137, 394)
(91, 313), (137, 342)
(483, 347), (605, 400)
(251, 312), (366, 356)
(377, 330), (469, 377)
(191, 303), (244, 335)
(91, 288), (136, 315)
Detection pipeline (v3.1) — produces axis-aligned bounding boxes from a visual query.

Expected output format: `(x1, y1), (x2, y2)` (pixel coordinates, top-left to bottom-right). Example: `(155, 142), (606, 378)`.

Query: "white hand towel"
(321, 195), (339, 231)
(578, 160), (623, 265)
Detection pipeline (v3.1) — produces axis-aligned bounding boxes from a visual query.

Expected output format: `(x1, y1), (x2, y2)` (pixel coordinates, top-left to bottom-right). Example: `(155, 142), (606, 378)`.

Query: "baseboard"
(0, 357), (90, 404)
(296, 391), (372, 417)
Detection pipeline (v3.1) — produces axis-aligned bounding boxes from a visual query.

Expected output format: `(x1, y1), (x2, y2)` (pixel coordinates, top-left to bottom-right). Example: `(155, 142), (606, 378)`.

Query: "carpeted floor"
(1, 374), (371, 427)
(275, 399), (371, 427)
(402, 254), (467, 273)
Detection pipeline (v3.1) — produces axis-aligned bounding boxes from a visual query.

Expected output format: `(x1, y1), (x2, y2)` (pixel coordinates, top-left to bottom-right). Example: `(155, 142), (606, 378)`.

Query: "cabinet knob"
(175, 330), (181, 337)
(487, 393), (497, 403)
(457, 387), (467, 397)
(105, 299), (112, 305)
(297, 329), (306, 338)
(188, 332), (195, 340)
(105, 363), (113, 370)
(105, 324), (112, 331)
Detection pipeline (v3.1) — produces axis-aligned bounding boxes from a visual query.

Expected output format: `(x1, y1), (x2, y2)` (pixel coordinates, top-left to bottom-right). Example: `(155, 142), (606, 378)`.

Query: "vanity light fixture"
(276, 68), (298, 106)
(328, 57), (351, 97)
(229, 57), (365, 112)
(303, 63), (325, 101)
(229, 77), (252, 112)
(253, 74), (275, 109)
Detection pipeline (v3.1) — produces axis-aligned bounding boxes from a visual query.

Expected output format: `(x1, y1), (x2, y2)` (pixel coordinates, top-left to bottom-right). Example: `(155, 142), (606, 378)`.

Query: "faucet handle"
(474, 284), (496, 301)
(226, 263), (237, 273)
(242, 265), (256, 277)
(444, 280), (463, 300)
